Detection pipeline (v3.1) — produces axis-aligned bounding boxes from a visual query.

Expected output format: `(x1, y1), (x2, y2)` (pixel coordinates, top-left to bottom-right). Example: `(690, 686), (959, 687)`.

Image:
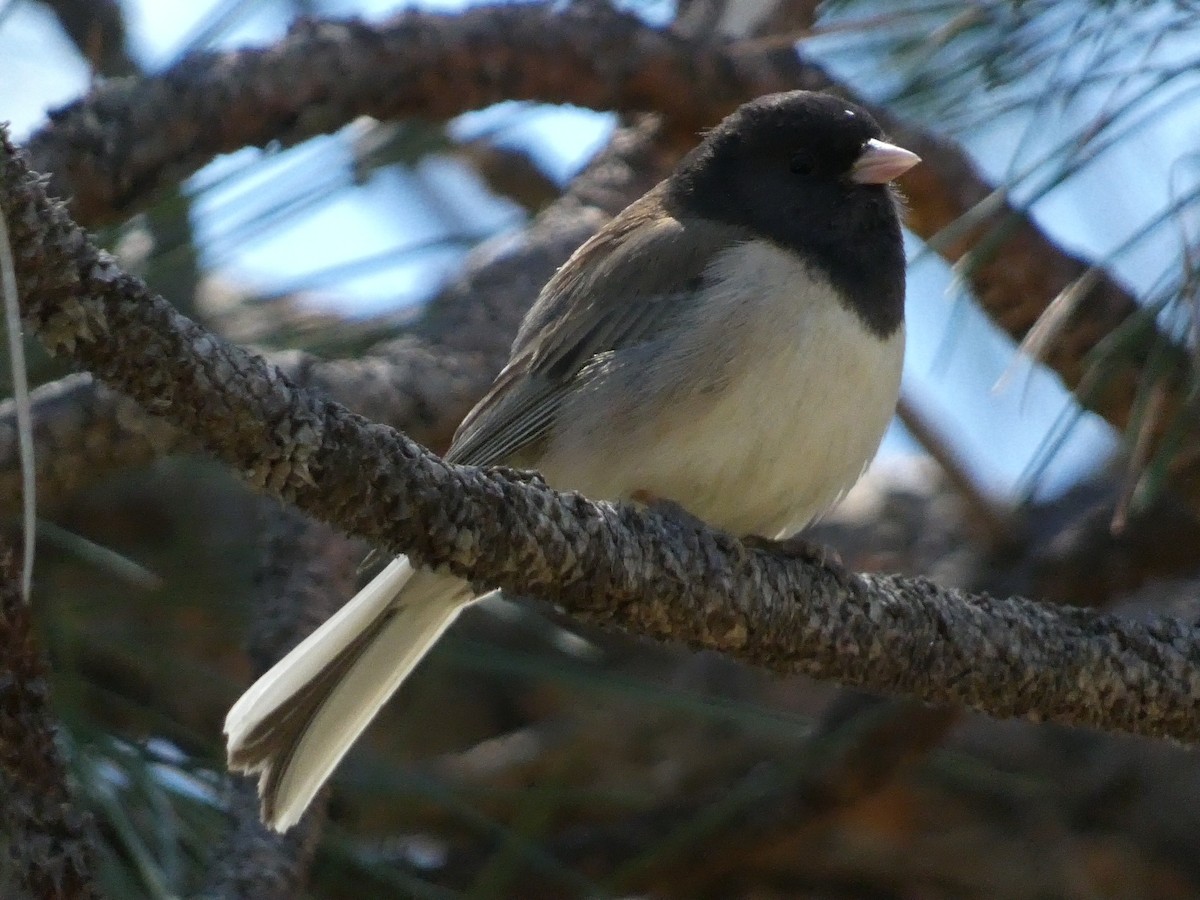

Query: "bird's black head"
(666, 91), (917, 338)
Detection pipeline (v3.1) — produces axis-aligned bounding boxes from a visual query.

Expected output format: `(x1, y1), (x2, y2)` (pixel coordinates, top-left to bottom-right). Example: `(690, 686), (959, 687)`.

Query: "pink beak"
(851, 138), (921, 185)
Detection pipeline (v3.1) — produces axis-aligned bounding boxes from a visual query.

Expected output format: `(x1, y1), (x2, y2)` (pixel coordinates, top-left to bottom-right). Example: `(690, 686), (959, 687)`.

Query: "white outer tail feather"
(224, 556), (470, 832)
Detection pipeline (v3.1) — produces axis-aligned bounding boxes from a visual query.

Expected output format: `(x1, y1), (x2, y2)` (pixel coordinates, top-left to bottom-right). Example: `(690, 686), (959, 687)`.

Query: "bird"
(225, 89), (920, 832)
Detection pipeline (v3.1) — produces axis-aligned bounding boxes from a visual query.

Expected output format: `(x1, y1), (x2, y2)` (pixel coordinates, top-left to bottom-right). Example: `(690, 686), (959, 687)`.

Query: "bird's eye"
(790, 151), (815, 175)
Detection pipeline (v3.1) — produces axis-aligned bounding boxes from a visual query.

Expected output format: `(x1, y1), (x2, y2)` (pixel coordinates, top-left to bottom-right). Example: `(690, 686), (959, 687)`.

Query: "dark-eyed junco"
(226, 90), (919, 831)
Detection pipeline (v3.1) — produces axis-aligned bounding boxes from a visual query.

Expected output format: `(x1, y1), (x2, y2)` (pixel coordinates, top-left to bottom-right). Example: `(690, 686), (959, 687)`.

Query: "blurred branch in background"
(896, 394), (1013, 549)
(351, 119), (561, 212)
(39, 0), (135, 77)
(0, 544), (101, 899)
(22, 5), (808, 227)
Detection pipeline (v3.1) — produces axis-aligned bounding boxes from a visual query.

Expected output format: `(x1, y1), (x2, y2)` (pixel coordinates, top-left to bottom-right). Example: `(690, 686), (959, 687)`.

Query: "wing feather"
(446, 189), (746, 468)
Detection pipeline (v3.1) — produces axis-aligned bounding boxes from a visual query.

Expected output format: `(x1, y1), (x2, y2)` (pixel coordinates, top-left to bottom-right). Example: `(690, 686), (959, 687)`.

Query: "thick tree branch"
(4, 128), (1199, 746)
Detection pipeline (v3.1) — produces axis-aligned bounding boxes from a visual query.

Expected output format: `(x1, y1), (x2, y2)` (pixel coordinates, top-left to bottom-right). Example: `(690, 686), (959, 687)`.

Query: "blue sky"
(7, 0), (1197, 503)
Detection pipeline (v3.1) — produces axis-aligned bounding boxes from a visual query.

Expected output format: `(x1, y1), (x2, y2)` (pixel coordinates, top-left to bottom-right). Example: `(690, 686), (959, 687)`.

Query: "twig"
(1113, 376), (1171, 534)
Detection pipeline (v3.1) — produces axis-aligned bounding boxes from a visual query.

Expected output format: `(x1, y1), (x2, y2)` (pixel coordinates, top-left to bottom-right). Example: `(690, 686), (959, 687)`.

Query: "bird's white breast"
(538, 239), (905, 538)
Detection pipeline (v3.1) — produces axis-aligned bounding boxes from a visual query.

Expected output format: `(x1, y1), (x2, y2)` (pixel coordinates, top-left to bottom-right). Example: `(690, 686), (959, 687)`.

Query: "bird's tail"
(224, 556), (471, 832)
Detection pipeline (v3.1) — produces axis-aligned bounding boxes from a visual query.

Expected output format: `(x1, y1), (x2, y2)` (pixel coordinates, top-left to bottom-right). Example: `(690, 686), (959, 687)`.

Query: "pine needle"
(0, 199), (34, 602)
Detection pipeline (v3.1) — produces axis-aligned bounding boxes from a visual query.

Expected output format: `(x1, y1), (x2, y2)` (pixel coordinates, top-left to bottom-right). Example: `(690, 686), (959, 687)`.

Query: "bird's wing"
(445, 190), (743, 468)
